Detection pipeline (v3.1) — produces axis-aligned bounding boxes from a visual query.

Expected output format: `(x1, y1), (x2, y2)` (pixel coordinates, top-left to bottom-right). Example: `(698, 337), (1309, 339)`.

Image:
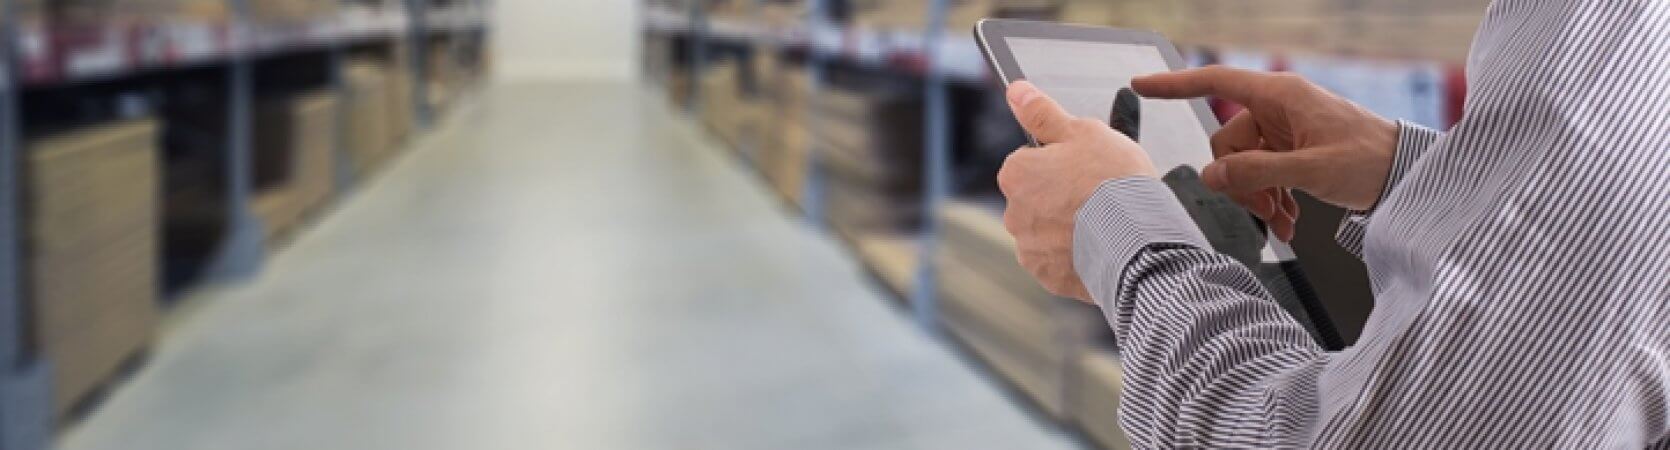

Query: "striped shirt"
(1072, 0), (1670, 447)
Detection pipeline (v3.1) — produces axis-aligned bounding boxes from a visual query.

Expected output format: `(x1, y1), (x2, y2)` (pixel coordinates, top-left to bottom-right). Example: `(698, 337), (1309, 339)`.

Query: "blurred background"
(0, 0), (1485, 449)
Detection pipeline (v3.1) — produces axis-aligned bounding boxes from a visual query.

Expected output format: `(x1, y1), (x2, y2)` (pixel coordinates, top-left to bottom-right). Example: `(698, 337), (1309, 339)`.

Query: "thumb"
(1007, 80), (1076, 144)
(1201, 150), (1317, 194)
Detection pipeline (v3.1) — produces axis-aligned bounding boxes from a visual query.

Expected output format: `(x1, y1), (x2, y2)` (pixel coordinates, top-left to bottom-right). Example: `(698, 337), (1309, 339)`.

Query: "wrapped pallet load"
(246, 0), (338, 23)
(699, 61), (765, 157)
(936, 200), (1112, 420)
(1075, 349), (1133, 450)
(771, 69), (813, 205)
(252, 91), (339, 244)
(346, 61), (394, 176)
(27, 118), (162, 417)
(812, 84), (925, 296)
(813, 86), (923, 236)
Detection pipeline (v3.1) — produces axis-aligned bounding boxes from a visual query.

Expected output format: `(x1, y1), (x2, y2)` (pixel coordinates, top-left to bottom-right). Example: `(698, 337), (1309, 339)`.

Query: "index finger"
(1129, 65), (1272, 109)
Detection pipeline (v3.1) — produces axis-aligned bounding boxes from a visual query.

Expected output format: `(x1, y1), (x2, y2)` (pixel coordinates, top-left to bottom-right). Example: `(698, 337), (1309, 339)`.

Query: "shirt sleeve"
(1074, 178), (1328, 448)
(1334, 121), (1443, 257)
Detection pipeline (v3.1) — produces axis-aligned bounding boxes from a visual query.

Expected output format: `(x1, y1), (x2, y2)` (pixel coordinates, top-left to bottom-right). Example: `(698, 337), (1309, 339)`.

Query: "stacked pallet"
(936, 200), (1112, 420)
(251, 91), (339, 244)
(347, 61), (396, 176)
(771, 69), (812, 205)
(752, 49), (812, 205)
(388, 40), (417, 145)
(26, 119), (162, 417)
(851, 0), (1062, 32)
(812, 86), (923, 237)
(1075, 349), (1133, 450)
(1060, 0), (1491, 63)
(699, 62), (766, 157)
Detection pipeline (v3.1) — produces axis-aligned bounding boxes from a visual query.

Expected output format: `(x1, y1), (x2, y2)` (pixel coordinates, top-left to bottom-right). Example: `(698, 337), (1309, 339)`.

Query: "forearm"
(1074, 178), (1325, 447)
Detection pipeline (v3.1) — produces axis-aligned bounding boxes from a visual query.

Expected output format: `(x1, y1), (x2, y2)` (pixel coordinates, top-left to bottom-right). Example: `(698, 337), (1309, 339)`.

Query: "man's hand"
(1132, 66), (1400, 240)
(998, 81), (1157, 303)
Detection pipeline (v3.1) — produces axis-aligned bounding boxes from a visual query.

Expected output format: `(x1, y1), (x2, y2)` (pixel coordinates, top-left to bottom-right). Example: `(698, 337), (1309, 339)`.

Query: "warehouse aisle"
(59, 83), (1085, 450)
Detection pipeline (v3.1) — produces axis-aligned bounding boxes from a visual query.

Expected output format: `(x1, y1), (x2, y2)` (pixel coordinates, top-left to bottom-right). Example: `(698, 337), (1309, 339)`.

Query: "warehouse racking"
(643, 1), (1486, 449)
(0, 1), (490, 447)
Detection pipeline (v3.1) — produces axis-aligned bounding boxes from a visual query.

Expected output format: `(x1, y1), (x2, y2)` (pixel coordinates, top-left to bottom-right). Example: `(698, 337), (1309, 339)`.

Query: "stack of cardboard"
(26, 118), (162, 417)
(704, 0), (755, 22)
(760, 0), (805, 27)
(751, 49), (812, 205)
(252, 91), (339, 244)
(770, 69), (812, 205)
(856, 233), (919, 299)
(851, 0), (1062, 33)
(346, 61), (395, 176)
(245, 0), (339, 22)
(811, 86), (923, 237)
(19, 0), (335, 24)
(1059, 0), (1191, 37)
(388, 40), (417, 145)
(1075, 349), (1133, 450)
(699, 62), (765, 156)
(936, 200), (1111, 420)
(1164, 0), (1488, 62)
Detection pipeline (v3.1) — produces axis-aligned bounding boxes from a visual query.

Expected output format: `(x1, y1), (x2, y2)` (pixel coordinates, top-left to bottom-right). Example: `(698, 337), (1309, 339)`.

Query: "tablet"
(975, 19), (1347, 350)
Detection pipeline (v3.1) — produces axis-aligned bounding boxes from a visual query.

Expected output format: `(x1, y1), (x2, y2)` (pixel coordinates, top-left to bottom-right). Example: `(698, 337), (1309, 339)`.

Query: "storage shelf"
(643, 7), (992, 82)
(424, 7), (489, 33)
(12, 7), (483, 90)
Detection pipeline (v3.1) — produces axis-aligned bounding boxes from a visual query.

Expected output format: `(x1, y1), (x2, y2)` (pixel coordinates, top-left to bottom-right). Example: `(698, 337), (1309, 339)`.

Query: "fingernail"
(1009, 81), (1040, 107)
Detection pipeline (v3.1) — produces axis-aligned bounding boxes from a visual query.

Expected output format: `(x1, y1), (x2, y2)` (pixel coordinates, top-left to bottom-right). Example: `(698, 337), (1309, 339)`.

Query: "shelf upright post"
(205, 0), (268, 281)
(799, 0), (830, 226)
(0, 2), (55, 448)
(328, 14), (354, 193)
(911, 0), (952, 331)
(688, 0), (708, 114)
(406, 0), (432, 129)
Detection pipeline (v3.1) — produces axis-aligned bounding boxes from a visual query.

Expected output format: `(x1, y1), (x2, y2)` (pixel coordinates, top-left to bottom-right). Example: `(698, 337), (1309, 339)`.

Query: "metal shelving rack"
(910, 0), (953, 331)
(0, 1), (55, 448)
(655, 0), (977, 332)
(0, 1), (490, 445)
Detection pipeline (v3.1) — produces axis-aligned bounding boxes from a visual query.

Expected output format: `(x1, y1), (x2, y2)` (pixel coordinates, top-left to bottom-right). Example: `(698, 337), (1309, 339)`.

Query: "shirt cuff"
(1073, 177), (1211, 308)
(1336, 120), (1443, 255)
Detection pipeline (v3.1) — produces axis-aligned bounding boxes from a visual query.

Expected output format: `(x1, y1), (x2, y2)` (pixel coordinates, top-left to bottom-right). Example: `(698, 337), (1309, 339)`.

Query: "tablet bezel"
(974, 19), (1225, 146)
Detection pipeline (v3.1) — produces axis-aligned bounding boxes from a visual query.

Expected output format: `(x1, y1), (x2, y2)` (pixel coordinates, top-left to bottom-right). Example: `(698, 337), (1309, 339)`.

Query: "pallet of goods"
(26, 118), (163, 417)
(1074, 349), (1133, 450)
(935, 200), (1112, 420)
(811, 86), (923, 239)
(252, 91), (340, 244)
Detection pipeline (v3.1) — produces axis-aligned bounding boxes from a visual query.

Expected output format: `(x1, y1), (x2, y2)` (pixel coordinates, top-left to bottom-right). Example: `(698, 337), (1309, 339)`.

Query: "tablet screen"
(1006, 38), (1215, 174)
(1003, 36), (1283, 268)
(984, 23), (1348, 349)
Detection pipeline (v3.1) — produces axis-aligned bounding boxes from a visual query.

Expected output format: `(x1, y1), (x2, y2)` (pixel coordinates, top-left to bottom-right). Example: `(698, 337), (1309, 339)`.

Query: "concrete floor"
(59, 82), (1084, 450)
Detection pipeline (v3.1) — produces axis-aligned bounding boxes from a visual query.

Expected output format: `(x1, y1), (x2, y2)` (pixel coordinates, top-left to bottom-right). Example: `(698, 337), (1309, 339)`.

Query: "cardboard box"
(252, 90), (339, 243)
(247, 0), (338, 23)
(811, 88), (923, 188)
(347, 61), (394, 176)
(1075, 350), (1133, 450)
(852, 232), (919, 298)
(935, 200), (1112, 421)
(26, 118), (161, 417)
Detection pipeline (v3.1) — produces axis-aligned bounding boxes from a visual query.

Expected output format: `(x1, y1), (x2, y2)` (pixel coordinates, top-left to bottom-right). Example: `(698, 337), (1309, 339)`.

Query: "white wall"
(493, 0), (641, 81)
